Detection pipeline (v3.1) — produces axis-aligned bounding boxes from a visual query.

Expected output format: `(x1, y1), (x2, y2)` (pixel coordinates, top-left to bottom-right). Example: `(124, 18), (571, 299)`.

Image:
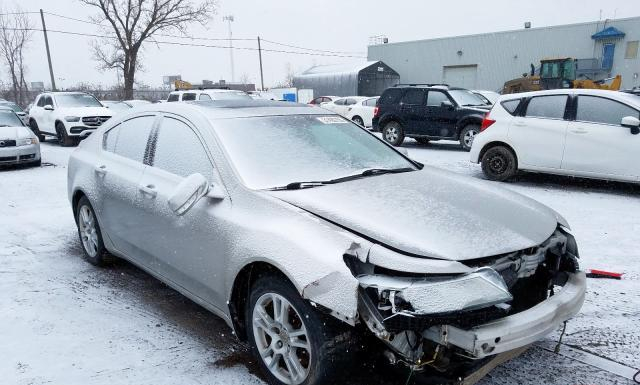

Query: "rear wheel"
(75, 196), (110, 266)
(382, 121), (405, 146)
(481, 146), (517, 181)
(352, 116), (364, 126)
(247, 274), (352, 385)
(459, 124), (480, 151)
(56, 122), (75, 147)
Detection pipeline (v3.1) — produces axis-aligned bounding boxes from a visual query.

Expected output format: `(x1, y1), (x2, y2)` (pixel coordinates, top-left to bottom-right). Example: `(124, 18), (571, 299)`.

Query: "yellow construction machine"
(502, 57), (622, 94)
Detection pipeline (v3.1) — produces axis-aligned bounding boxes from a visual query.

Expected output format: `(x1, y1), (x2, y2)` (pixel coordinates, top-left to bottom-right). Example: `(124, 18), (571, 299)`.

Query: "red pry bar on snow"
(586, 269), (623, 280)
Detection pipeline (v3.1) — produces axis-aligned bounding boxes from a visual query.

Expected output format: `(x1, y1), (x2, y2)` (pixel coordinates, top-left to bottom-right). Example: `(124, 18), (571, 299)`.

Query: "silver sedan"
(0, 108), (41, 167)
(67, 100), (586, 385)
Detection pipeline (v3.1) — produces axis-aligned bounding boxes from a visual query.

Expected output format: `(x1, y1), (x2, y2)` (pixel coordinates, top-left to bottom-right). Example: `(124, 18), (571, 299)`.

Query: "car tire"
(56, 122), (75, 147)
(352, 116), (364, 126)
(246, 273), (353, 385)
(481, 146), (518, 182)
(75, 196), (111, 266)
(29, 119), (46, 142)
(382, 121), (405, 146)
(415, 137), (430, 145)
(459, 124), (480, 151)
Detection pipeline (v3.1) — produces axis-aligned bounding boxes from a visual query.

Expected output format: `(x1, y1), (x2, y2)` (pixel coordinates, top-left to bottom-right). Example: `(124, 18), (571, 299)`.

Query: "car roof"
(498, 89), (640, 107)
(128, 100), (334, 120)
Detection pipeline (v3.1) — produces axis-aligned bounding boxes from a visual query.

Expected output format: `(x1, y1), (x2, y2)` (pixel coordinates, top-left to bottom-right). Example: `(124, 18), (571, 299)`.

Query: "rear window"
(378, 89), (403, 105)
(501, 99), (521, 115)
(525, 95), (567, 120)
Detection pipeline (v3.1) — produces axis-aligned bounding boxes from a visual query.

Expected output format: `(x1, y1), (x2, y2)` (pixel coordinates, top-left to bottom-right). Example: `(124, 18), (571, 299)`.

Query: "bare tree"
(273, 62), (295, 88)
(0, 7), (33, 106)
(80, 0), (216, 99)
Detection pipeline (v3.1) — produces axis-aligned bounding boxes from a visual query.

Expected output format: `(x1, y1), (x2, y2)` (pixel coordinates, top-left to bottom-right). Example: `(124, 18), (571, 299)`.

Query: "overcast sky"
(9, 0), (640, 90)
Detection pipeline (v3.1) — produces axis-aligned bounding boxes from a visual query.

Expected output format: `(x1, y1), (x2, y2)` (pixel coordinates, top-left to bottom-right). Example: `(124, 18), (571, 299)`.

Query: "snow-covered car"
(0, 107), (40, 167)
(167, 89), (252, 102)
(471, 89), (640, 183)
(123, 99), (151, 107)
(0, 101), (28, 125)
(321, 96), (379, 127)
(28, 92), (113, 146)
(68, 100), (586, 385)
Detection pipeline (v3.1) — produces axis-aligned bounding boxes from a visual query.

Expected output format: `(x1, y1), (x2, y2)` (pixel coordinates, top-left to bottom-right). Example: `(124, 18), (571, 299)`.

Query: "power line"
(0, 11), (40, 16)
(4, 26), (367, 58)
(261, 38), (366, 55)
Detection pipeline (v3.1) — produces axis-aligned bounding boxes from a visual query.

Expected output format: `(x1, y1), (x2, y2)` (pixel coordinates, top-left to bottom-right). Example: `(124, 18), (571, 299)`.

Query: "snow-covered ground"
(1, 140), (638, 385)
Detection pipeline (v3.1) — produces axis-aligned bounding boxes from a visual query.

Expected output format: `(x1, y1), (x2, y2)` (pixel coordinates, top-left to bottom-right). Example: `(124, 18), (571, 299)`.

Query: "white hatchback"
(470, 89), (640, 183)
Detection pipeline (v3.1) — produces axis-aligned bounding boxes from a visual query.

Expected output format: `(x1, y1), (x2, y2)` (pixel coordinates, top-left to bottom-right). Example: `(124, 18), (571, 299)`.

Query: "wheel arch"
(456, 115), (483, 135)
(71, 189), (88, 223)
(228, 261), (296, 341)
(378, 114), (405, 129)
(478, 141), (519, 168)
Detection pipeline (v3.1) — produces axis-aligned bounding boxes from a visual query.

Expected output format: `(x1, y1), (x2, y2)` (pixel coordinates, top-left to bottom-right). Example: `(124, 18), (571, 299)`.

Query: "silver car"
(0, 107), (41, 167)
(67, 101), (586, 385)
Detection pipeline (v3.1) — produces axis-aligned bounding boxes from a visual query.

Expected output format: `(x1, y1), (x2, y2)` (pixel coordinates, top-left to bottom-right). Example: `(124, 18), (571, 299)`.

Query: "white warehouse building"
(367, 17), (640, 91)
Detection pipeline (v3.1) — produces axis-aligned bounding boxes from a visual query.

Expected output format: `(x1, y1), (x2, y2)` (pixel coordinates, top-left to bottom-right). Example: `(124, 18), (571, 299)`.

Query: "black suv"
(372, 85), (491, 150)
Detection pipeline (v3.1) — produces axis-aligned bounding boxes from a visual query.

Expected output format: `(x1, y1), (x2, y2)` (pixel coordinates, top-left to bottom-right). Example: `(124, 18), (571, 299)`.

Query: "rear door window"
(525, 95), (568, 119)
(199, 93), (212, 101)
(379, 89), (403, 105)
(401, 89), (426, 105)
(334, 99), (347, 106)
(108, 115), (156, 163)
(167, 94), (179, 102)
(576, 96), (639, 125)
(182, 93), (197, 101)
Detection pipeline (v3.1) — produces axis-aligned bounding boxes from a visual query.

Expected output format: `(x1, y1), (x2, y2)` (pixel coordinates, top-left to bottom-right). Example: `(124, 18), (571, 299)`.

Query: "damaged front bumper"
(422, 270), (586, 359)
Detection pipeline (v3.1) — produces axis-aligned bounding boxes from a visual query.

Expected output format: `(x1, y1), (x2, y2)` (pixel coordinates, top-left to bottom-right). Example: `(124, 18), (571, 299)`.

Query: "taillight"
(373, 106), (380, 117)
(480, 113), (496, 132)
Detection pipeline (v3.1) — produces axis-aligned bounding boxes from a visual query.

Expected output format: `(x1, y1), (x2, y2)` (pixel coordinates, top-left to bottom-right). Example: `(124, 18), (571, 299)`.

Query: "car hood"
(0, 125), (33, 139)
(267, 168), (560, 261)
(60, 107), (113, 116)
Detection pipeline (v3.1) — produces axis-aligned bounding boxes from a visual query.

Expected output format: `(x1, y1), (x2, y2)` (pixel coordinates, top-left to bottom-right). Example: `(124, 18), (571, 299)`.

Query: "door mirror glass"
(44, 105), (54, 111)
(622, 116), (640, 134)
(167, 173), (210, 216)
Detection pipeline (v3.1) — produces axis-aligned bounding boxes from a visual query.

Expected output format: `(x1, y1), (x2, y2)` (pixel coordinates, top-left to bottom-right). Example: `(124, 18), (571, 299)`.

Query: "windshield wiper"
(266, 167), (416, 191)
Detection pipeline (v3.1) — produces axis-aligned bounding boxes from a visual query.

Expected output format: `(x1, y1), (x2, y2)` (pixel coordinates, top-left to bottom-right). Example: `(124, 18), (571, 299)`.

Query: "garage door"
(443, 65), (478, 89)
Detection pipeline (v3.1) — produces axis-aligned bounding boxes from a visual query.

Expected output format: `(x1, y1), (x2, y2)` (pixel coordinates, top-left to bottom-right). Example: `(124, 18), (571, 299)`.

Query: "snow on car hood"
(0, 125), (33, 140)
(60, 107), (113, 116)
(268, 167), (560, 261)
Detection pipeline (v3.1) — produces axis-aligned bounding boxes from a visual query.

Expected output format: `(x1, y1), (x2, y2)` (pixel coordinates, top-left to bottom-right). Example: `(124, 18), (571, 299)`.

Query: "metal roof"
(300, 61), (381, 76)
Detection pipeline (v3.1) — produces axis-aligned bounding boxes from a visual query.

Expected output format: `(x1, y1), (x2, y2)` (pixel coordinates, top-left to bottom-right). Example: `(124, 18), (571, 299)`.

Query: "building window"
(625, 41), (639, 59)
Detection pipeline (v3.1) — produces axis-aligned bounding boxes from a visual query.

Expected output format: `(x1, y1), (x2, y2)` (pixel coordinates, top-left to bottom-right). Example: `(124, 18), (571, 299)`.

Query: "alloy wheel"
(78, 205), (99, 258)
(463, 129), (477, 148)
(385, 126), (398, 142)
(252, 292), (311, 385)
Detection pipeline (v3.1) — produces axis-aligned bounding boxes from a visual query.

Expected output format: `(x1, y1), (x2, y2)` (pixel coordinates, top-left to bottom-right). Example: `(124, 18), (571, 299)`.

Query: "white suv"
(471, 89), (640, 183)
(29, 92), (113, 146)
(166, 89), (252, 102)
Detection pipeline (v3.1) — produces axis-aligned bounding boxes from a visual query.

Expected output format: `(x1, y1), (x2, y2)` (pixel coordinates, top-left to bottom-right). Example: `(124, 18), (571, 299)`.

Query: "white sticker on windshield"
(316, 116), (347, 124)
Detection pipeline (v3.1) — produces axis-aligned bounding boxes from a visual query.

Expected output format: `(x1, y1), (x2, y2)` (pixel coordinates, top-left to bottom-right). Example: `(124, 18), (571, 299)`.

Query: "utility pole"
(257, 36), (265, 91)
(40, 9), (56, 91)
(223, 15), (235, 82)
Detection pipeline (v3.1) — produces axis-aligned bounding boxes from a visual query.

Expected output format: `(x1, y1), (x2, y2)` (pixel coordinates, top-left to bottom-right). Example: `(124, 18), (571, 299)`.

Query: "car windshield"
(448, 90), (487, 106)
(55, 94), (102, 107)
(213, 115), (416, 189)
(0, 102), (23, 112)
(0, 110), (24, 126)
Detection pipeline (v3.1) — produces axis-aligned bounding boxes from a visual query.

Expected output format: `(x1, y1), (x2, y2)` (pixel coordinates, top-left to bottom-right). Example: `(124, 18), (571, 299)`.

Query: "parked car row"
(319, 96), (379, 127)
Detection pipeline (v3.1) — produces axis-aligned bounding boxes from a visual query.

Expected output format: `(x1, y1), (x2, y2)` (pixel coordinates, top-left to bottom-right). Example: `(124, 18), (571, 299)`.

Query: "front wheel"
(352, 116), (364, 126)
(382, 121), (405, 146)
(459, 124), (480, 151)
(481, 146), (517, 181)
(247, 274), (352, 385)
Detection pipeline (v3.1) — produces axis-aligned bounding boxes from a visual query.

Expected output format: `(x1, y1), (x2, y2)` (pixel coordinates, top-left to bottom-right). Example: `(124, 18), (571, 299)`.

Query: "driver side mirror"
(621, 116), (640, 135)
(441, 101), (454, 110)
(168, 173), (221, 216)
(44, 105), (54, 111)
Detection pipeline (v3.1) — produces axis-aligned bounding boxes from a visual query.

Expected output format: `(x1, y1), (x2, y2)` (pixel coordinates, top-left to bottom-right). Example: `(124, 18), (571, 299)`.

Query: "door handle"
(138, 184), (157, 198)
(94, 165), (107, 176)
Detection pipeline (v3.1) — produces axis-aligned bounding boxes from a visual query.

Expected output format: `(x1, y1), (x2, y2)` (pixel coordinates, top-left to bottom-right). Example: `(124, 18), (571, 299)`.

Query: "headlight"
(65, 116), (80, 122)
(17, 137), (38, 146)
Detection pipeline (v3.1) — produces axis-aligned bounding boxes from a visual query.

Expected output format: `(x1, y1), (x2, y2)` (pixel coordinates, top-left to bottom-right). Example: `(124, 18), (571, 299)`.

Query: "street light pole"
(257, 36), (265, 91)
(223, 15), (235, 83)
